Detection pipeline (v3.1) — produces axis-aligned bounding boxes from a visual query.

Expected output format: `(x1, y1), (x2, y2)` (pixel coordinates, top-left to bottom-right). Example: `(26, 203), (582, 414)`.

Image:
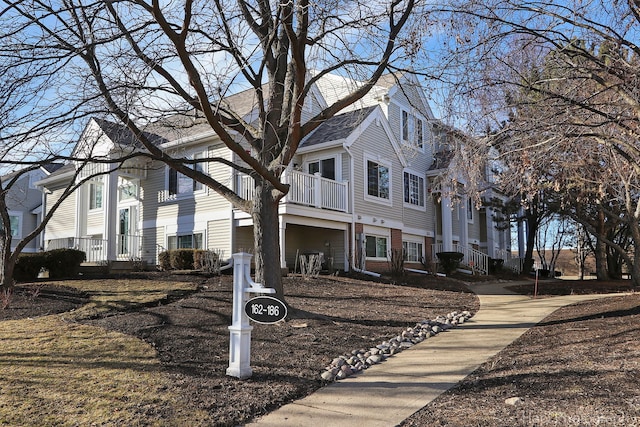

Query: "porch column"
(104, 168), (118, 260)
(517, 207), (526, 257)
(279, 218), (287, 269)
(459, 197), (469, 249)
(441, 194), (453, 252)
(485, 206), (497, 258)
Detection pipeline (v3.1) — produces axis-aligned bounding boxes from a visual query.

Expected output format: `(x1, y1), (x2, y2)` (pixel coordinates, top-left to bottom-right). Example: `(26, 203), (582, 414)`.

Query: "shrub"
(14, 253), (47, 282)
(436, 251), (464, 275)
(488, 258), (504, 274)
(44, 248), (86, 279)
(169, 249), (195, 270)
(194, 249), (222, 274)
(158, 251), (171, 271)
(388, 248), (405, 277)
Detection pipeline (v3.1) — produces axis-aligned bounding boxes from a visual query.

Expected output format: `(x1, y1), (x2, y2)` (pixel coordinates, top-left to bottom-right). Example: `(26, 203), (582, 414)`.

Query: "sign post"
(226, 252), (280, 379)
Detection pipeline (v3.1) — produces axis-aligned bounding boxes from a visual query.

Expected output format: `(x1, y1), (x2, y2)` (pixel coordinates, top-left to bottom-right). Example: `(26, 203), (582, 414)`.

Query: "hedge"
(436, 251), (464, 275)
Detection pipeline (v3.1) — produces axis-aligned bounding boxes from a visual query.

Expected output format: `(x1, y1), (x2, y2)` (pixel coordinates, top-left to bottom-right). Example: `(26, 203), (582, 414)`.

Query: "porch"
(47, 234), (143, 263)
(237, 169), (349, 213)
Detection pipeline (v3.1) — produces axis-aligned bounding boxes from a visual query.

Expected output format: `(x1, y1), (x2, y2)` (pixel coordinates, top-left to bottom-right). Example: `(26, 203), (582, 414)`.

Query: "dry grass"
(0, 278), (206, 426)
(59, 278), (199, 320)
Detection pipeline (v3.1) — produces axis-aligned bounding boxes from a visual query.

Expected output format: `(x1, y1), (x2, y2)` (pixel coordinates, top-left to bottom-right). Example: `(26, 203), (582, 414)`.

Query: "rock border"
(321, 310), (473, 381)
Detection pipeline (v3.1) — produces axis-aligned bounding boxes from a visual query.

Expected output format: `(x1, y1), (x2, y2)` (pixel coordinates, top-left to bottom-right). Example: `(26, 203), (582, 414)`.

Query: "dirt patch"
(4, 275), (638, 425)
(507, 278), (636, 296)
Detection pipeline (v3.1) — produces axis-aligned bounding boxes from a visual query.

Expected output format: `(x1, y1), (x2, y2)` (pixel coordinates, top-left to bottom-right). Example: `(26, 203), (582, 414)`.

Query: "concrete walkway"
(248, 281), (625, 427)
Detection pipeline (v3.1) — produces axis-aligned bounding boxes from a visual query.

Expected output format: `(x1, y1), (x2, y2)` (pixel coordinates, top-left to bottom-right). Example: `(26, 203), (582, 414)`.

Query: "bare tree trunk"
(252, 180), (284, 299)
(0, 235), (16, 291)
(594, 209), (610, 281)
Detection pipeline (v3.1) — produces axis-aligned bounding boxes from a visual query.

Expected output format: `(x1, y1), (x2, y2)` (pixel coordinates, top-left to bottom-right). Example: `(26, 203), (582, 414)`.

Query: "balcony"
(237, 169), (349, 213)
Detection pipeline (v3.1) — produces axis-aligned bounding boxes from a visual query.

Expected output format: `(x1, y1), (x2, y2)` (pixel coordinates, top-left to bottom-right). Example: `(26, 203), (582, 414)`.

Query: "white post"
(441, 194), (453, 252)
(314, 172), (322, 208)
(227, 252), (275, 379)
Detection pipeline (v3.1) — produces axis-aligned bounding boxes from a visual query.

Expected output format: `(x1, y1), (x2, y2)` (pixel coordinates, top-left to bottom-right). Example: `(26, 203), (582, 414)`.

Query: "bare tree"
(425, 0), (640, 287)
(0, 0), (422, 297)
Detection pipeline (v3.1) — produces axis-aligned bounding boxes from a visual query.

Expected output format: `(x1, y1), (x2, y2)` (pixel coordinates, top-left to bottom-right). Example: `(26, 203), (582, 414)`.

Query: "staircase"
(432, 243), (490, 275)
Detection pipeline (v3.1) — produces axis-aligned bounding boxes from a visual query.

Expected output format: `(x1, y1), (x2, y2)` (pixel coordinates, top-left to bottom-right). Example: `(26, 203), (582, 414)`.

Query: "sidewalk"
(247, 281), (625, 427)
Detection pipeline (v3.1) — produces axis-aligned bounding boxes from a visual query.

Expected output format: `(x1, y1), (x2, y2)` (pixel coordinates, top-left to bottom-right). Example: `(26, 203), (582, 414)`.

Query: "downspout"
(343, 142), (380, 278)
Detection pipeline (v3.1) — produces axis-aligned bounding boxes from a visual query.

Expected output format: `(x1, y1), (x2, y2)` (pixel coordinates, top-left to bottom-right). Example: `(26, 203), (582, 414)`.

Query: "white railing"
(432, 243), (490, 275)
(236, 170), (349, 213)
(47, 235), (143, 263)
(47, 237), (108, 263)
(116, 234), (143, 260)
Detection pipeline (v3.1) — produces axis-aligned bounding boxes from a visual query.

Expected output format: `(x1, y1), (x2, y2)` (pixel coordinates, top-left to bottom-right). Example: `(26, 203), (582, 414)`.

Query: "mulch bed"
(2, 275), (638, 426)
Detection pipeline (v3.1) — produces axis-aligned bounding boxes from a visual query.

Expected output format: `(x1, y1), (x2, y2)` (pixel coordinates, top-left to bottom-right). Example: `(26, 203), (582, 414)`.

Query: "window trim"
(363, 155), (392, 206)
(167, 231), (205, 250)
(88, 178), (104, 211)
(467, 197), (475, 223)
(401, 109), (425, 151)
(365, 234), (388, 260)
(403, 170), (426, 210)
(165, 150), (208, 199)
(6, 211), (22, 239)
(402, 240), (424, 263)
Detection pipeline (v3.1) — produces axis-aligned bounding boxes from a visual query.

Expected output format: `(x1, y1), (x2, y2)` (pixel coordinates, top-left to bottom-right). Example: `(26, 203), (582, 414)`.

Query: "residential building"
(1, 164), (63, 252)
(35, 73), (510, 274)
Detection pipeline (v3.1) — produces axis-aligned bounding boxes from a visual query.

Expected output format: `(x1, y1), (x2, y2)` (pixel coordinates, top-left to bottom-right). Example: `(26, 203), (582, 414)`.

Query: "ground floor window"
(403, 241), (423, 262)
(365, 235), (388, 258)
(168, 233), (203, 250)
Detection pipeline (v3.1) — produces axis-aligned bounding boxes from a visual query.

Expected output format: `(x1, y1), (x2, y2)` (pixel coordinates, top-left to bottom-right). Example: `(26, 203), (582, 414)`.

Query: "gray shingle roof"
(301, 105), (378, 148)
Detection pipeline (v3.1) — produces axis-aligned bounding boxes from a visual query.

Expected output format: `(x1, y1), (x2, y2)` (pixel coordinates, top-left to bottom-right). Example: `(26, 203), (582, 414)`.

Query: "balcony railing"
(237, 169), (349, 213)
(47, 234), (142, 263)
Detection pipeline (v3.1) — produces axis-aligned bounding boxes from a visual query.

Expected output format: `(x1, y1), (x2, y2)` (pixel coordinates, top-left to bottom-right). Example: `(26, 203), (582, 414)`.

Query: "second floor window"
(367, 160), (389, 200)
(89, 178), (103, 210)
(308, 158), (335, 180)
(168, 152), (205, 196)
(404, 172), (425, 207)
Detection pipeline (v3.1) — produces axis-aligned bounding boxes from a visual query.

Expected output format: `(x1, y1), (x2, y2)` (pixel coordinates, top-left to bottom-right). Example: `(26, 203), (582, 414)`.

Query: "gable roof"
(93, 118), (168, 147)
(300, 105), (378, 148)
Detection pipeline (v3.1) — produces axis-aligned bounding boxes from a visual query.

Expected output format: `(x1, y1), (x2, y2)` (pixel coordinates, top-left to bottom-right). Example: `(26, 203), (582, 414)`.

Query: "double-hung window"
(365, 235), (388, 259)
(404, 172), (425, 207)
(168, 152), (206, 197)
(403, 241), (423, 263)
(367, 160), (390, 200)
(2, 213), (21, 238)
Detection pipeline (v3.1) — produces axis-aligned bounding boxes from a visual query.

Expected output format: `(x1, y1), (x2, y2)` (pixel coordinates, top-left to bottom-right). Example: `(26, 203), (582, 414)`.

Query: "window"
(403, 241), (423, 262)
(402, 110), (409, 141)
(404, 172), (425, 207)
(118, 181), (138, 201)
(367, 160), (389, 199)
(401, 110), (424, 149)
(89, 179), (103, 210)
(365, 235), (387, 258)
(467, 197), (474, 222)
(308, 158), (336, 180)
(416, 118), (424, 148)
(168, 152), (206, 196)
(168, 233), (203, 250)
